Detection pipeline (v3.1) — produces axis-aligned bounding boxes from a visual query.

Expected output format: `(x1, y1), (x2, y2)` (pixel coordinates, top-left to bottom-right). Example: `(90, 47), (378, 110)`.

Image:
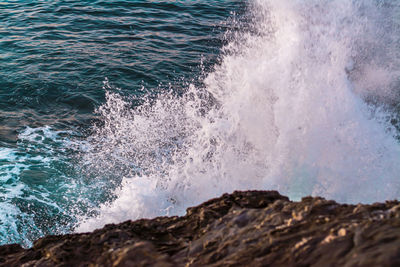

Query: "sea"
(1, 0), (400, 247)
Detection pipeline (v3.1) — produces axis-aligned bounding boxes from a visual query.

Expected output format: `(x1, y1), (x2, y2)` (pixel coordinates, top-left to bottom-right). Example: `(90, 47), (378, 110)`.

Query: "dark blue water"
(0, 0), (243, 246)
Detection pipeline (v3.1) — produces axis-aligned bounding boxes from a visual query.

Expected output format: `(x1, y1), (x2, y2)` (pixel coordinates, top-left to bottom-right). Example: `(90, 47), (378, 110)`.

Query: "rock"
(1, 190), (400, 266)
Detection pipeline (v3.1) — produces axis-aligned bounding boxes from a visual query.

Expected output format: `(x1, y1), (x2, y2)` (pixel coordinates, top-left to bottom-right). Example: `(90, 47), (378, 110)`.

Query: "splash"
(76, 0), (400, 232)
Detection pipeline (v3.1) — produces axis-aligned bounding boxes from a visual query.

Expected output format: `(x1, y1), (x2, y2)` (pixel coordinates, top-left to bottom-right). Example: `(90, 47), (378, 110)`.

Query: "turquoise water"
(0, 0), (242, 246)
(2, 0), (400, 247)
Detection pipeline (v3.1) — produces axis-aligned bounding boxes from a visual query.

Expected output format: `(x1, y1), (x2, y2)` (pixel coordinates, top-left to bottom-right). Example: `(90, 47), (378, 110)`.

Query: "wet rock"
(1, 190), (400, 266)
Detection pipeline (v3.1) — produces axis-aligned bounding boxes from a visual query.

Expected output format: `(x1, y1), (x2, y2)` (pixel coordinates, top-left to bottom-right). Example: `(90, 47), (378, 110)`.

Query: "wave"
(76, 0), (400, 232)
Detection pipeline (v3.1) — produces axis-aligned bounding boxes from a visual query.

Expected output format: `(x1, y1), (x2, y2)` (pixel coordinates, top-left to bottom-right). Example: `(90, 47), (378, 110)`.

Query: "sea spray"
(76, 0), (400, 232)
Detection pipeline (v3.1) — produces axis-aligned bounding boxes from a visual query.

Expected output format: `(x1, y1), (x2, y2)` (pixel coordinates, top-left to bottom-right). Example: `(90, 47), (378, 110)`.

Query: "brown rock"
(0, 190), (400, 266)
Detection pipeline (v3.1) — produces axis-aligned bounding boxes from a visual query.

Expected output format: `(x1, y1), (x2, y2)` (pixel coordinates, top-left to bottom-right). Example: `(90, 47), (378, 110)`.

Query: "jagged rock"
(1, 190), (400, 266)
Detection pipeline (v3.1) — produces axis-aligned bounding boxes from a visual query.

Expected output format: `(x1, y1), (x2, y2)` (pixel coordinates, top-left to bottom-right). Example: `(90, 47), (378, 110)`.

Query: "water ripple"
(0, 0), (243, 134)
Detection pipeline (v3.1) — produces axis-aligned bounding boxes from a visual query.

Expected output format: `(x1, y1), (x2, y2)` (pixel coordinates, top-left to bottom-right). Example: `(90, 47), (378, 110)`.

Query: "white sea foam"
(76, 0), (400, 232)
(0, 126), (82, 246)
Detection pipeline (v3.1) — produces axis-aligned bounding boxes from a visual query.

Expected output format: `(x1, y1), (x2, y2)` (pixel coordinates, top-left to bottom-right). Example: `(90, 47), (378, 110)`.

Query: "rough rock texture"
(1, 190), (400, 266)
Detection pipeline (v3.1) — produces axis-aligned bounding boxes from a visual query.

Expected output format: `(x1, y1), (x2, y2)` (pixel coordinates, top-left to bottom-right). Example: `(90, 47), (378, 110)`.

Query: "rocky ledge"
(1, 191), (400, 266)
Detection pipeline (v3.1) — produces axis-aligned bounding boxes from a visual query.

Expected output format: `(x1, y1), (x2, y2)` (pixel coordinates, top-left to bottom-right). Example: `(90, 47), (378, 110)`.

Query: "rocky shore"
(1, 190), (400, 266)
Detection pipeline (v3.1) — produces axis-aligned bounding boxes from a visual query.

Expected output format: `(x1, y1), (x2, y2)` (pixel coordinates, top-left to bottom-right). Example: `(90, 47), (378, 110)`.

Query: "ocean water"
(1, 0), (400, 247)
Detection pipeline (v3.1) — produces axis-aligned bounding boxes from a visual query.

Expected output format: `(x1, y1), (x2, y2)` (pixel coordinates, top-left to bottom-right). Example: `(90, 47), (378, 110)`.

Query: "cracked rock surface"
(1, 190), (400, 266)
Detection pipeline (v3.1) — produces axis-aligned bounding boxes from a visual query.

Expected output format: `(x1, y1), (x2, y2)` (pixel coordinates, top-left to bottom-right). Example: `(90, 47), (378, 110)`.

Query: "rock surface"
(1, 190), (400, 266)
